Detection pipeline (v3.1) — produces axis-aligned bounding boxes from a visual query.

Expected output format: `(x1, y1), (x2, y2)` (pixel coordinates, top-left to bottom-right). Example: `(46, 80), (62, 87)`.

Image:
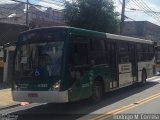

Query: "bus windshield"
(15, 30), (65, 78)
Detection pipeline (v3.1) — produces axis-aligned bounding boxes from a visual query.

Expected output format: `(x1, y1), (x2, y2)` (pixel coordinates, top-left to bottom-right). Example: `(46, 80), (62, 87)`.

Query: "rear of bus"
(12, 27), (69, 103)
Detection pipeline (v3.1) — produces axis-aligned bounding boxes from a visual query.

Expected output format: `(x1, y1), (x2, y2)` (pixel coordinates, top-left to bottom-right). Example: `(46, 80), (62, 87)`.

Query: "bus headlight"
(51, 80), (61, 90)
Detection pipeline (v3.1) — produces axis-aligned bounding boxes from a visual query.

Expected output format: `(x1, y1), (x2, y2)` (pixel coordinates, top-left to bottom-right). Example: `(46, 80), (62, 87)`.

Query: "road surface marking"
(147, 76), (159, 80)
(91, 92), (160, 120)
(151, 78), (160, 82)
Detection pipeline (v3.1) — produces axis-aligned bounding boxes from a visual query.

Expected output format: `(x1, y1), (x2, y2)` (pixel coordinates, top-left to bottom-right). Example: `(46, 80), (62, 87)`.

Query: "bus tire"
(140, 70), (147, 86)
(92, 80), (104, 103)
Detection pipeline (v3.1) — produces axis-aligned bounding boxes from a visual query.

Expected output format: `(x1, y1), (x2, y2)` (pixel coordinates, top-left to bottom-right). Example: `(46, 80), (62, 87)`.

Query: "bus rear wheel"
(92, 80), (104, 102)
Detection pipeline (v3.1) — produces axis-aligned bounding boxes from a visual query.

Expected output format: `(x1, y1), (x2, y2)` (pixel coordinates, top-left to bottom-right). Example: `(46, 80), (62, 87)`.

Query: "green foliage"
(64, 0), (120, 33)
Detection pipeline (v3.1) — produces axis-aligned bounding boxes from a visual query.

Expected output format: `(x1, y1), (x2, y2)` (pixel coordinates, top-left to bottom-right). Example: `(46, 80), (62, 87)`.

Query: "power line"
(137, 0), (160, 21)
(39, 0), (64, 6)
(132, 0), (160, 23)
(125, 15), (136, 21)
(10, 0), (63, 10)
(133, 0), (156, 19)
(136, 0), (160, 22)
(126, 7), (160, 14)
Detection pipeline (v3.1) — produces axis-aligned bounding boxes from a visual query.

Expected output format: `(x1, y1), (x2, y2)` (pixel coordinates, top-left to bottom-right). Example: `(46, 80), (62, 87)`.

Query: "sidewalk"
(0, 84), (19, 110)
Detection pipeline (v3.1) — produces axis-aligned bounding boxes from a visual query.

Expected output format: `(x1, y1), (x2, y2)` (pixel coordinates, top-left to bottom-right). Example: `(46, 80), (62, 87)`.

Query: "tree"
(64, 0), (120, 33)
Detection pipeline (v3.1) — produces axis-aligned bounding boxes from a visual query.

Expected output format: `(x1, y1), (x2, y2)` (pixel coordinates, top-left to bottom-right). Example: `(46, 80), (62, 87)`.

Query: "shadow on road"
(14, 81), (159, 120)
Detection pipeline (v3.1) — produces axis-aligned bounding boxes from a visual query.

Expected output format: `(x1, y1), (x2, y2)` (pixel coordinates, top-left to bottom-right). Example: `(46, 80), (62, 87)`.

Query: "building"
(28, 6), (65, 28)
(0, 3), (65, 27)
(3, 43), (15, 84)
(122, 21), (160, 44)
(0, 3), (26, 25)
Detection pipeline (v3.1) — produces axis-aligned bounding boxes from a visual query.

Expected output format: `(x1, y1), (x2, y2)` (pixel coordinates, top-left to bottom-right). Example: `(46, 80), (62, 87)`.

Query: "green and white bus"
(12, 26), (155, 103)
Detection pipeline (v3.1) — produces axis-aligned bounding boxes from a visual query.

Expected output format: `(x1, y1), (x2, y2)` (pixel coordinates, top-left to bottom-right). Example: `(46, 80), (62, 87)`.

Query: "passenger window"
(119, 42), (130, 63)
(68, 35), (89, 66)
(90, 39), (107, 64)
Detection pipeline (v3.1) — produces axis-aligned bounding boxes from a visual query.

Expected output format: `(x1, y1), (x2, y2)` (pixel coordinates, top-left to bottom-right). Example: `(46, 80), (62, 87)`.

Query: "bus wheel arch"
(92, 76), (105, 102)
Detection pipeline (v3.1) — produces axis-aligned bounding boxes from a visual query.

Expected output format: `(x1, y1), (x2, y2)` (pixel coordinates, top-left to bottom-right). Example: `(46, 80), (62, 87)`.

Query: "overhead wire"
(9, 0), (64, 10)
(118, 0), (134, 21)
(137, 0), (160, 22)
(134, 0), (157, 19)
(125, 15), (136, 21)
(132, 0), (160, 23)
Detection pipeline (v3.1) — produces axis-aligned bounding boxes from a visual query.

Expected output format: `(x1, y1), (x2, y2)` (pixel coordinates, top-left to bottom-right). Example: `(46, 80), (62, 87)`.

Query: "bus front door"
(68, 42), (91, 101)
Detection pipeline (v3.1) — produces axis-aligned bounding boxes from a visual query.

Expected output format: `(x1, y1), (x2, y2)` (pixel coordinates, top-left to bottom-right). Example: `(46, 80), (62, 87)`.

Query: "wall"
(122, 21), (160, 44)
(3, 46), (15, 84)
(0, 23), (27, 46)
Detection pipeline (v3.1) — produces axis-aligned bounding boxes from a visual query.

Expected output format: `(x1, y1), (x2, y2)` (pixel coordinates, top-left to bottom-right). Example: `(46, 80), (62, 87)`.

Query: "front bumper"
(12, 90), (68, 103)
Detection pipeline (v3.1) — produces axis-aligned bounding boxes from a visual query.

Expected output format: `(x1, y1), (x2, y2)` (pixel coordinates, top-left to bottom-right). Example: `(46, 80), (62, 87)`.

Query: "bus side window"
(67, 35), (89, 86)
(137, 44), (143, 61)
(142, 44), (149, 61)
(148, 45), (154, 60)
(119, 42), (130, 63)
(72, 43), (88, 65)
(90, 39), (107, 65)
(68, 36), (88, 66)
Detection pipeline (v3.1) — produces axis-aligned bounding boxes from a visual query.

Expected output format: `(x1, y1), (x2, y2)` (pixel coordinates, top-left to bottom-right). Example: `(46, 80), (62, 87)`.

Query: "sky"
(114, 0), (160, 26)
(1, 0), (160, 25)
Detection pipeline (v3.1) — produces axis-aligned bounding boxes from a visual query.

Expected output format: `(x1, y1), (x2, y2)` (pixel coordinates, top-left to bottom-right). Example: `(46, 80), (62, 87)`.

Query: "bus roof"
(21, 26), (153, 44)
(106, 33), (153, 44)
(68, 26), (153, 44)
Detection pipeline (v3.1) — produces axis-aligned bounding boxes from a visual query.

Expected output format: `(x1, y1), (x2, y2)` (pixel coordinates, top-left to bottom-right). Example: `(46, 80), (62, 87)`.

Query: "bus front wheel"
(92, 80), (104, 102)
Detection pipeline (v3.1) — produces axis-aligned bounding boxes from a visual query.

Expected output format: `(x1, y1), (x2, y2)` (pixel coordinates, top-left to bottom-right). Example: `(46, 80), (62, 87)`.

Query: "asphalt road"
(0, 76), (160, 120)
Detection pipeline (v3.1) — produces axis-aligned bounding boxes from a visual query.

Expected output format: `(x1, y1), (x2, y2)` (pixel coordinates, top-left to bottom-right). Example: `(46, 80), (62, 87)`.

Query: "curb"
(0, 103), (20, 111)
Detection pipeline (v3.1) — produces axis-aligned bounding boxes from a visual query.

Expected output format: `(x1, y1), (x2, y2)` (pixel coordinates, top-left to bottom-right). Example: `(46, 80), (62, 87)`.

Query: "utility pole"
(120, 0), (125, 35)
(26, 0), (29, 27)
